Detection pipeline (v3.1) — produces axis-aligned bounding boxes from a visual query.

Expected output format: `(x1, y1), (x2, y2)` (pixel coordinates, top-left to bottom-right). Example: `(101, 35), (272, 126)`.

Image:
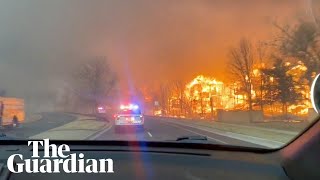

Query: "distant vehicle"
(0, 97), (25, 127)
(114, 104), (144, 132)
(97, 106), (107, 114)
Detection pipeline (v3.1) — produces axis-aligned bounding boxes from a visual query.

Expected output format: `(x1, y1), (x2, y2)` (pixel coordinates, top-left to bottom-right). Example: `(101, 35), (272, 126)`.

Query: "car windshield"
(0, 0), (319, 149)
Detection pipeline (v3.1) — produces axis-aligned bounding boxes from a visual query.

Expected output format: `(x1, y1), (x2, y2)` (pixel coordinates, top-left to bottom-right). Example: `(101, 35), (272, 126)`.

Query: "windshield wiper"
(176, 135), (208, 142)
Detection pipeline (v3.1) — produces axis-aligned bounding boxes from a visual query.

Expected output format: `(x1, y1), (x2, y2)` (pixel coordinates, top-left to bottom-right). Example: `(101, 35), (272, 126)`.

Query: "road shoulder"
(161, 118), (289, 148)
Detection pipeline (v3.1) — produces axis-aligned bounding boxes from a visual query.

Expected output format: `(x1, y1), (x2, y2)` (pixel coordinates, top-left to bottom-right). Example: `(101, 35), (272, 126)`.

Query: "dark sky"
(0, 0), (315, 110)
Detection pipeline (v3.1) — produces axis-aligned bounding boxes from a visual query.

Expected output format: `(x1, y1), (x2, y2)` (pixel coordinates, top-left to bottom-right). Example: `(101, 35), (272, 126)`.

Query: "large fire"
(182, 72), (311, 116)
(184, 75), (245, 115)
(152, 62), (312, 118)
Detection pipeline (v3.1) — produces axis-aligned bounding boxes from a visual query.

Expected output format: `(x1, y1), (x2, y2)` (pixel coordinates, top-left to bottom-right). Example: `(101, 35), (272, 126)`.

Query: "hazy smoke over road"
(0, 0), (308, 112)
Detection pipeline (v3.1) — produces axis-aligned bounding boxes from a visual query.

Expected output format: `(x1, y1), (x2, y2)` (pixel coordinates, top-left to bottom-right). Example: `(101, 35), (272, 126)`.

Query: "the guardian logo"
(7, 139), (114, 173)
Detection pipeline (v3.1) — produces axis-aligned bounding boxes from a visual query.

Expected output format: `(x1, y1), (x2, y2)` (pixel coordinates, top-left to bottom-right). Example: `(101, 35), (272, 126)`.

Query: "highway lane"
(1, 113), (268, 148)
(91, 116), (266, 148)
(1, 112), (77, 139)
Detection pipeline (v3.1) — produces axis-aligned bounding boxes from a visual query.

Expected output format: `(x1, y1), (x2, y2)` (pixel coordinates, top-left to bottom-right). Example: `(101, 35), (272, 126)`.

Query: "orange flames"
(184, 75), (245, 114)
(155, 62), (311, 117)
(183, 71), (311, 115)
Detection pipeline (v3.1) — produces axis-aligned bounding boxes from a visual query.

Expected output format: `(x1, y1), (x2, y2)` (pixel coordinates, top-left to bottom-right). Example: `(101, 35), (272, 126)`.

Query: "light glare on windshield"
(0, 0), (319, 149)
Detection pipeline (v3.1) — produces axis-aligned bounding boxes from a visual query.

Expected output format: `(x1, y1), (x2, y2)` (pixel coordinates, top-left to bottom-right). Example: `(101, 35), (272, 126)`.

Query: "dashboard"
(0, 144), (288, 180)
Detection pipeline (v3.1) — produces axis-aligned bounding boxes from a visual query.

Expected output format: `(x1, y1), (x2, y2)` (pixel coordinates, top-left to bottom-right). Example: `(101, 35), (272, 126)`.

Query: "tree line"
(56, 57), (118, 114)
(229, 19), (319, 119)
(154, 19), (319, 120)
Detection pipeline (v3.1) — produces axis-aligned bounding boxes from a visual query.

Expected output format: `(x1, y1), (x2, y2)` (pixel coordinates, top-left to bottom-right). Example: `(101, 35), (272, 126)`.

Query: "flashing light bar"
(120, 104), (139, 110)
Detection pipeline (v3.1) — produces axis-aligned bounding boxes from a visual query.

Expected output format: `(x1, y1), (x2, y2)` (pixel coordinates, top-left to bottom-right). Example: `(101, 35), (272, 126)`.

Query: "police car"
(114, 104), (144, 132)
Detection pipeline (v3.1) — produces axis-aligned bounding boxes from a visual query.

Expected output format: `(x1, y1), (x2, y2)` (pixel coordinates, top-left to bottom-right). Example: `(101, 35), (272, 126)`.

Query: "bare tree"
(171, 80), (186, 116)
(255, 41), (268, 111)
(74, 57), (117, 113)
(198, 84), (205, 117)
(158, 83), (171, 115)
(273, 20), (320, 86)
(228, 38), (255, 121)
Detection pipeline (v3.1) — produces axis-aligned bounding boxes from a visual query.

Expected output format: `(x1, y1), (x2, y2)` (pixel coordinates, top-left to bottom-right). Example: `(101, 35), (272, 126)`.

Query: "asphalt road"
(1, 112), (77, 139)
(91, 116), (266, 148)
(0, 113), (266, 148)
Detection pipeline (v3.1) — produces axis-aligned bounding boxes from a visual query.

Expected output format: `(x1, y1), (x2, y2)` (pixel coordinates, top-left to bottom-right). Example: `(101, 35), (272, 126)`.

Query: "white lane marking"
(162, 122), (228, 144)
(88, 124), (113, 140)
(147, 131), (153, 137)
